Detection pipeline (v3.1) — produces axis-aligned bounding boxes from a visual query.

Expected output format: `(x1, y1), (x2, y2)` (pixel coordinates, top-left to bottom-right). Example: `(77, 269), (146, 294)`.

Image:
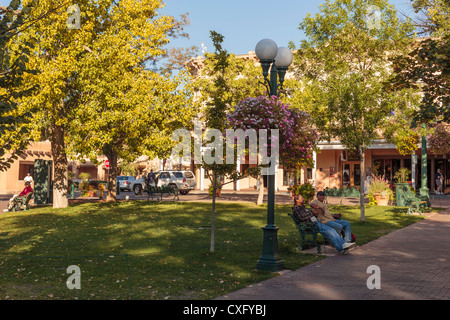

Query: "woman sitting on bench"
(4, 181), (33, 212)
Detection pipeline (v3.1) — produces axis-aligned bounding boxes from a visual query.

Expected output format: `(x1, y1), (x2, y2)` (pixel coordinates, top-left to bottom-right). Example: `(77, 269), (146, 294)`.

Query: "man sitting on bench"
(4, 181), (33, 212)
(310, 191), (354, 244)
(292, 194), (355, 254)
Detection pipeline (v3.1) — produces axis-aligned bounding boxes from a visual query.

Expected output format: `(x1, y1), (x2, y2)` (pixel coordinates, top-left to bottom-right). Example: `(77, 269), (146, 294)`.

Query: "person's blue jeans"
(315, 221), (346, 252)
(326, 220), (352, 242)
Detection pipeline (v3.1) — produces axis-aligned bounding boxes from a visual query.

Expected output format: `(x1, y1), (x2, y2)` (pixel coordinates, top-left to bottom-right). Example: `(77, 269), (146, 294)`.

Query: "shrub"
(368, 174), (393, 198)
(288, 181), (316, 203)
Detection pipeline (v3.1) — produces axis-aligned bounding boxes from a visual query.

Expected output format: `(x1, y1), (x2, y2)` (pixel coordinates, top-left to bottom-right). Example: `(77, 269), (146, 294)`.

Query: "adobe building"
(0, 141), (52, 194)
(315, 139), (449, 194)
(0, 141), (106, 194)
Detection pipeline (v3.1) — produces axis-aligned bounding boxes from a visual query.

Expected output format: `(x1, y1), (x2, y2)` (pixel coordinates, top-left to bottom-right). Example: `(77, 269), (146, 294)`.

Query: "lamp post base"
(420, 187), (430, 208)
(256, 226), (284, 272)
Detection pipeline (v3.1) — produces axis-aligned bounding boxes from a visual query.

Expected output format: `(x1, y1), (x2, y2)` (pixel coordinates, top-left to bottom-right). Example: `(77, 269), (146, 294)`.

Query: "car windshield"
(185, 172), (194, 178)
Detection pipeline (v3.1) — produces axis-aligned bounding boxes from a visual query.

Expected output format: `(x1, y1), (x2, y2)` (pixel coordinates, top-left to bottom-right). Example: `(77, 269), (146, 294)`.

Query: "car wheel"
(134, 185), (142, 195)
(179, 190), (188, 195)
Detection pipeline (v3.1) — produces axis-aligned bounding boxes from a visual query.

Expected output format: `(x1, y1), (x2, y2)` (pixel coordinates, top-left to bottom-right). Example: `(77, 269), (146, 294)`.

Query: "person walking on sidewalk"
(292, 195), (355, 254)
(310, 191), (354, 243)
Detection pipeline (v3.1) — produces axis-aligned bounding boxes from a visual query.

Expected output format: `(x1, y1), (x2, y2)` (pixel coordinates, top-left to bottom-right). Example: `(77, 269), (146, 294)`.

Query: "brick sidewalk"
(216, 212), (450, 300)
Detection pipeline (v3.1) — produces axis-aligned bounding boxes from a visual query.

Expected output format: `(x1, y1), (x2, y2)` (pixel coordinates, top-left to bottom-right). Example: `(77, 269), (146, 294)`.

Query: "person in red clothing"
(4, 181), (33, 212)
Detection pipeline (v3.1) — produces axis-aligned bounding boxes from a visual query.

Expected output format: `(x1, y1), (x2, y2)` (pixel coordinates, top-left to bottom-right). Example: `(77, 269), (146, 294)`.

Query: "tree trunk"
(360, 147), (366, 222)
(51, 124), (68, 208)
(210, 169), (217, 253)
(256, 174), (264, 205)
(256, 154), (264, 205)
(105, 151), (118, 202)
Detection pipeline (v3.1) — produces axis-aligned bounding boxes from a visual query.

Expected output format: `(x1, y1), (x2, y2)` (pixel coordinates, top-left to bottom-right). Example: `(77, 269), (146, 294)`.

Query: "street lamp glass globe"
(274, 47), (293, 67)
(255, 39), (278, 60)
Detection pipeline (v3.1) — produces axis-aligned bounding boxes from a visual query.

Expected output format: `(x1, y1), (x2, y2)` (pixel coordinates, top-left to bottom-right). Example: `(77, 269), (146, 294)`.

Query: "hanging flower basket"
(428, 124), (450, 155)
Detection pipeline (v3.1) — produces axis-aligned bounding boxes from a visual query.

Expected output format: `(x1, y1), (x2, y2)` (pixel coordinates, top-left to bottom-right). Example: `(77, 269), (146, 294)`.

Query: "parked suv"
(117, 176), (136, 191)
(130, 170), (196, 195)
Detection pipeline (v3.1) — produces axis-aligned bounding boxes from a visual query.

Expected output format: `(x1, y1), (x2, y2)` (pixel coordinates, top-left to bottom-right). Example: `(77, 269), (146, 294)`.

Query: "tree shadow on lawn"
(0, 201), (298, 299)
(0, 201), (425, 299)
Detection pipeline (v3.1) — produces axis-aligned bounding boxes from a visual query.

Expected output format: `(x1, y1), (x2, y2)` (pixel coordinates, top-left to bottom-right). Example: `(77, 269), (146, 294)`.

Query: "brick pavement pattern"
(216, 211), (450, 300)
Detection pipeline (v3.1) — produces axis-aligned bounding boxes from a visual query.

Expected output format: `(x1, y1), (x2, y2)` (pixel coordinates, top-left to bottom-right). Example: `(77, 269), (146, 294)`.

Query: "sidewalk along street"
(1, 189), (450, 211)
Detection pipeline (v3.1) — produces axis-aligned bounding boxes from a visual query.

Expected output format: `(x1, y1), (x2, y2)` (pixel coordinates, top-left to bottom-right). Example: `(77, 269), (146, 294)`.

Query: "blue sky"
(1, 0), (417, 55)
(161, 0), (416, 56)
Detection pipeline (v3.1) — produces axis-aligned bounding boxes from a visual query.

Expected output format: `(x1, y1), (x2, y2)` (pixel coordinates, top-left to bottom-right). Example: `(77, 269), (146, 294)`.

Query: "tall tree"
(388, 0), (449, 125)
(191, 32), (270, 206)
(17, 0), (195, 207)
(293, 0), (414, 221)
(0, 0), (39, 171)
(194, 31), (245, 253)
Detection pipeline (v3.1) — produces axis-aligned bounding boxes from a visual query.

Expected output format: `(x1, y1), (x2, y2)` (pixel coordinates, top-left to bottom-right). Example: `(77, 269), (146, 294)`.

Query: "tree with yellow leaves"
(16, 0), (196, 207)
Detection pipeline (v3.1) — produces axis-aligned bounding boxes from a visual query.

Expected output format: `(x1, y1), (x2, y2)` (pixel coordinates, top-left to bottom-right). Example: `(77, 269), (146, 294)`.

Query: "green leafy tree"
(17, 0), (196, 206)
(293, 0), (414, 221)
(388, 0), (449, 125)
(0, 0), (39, 171)
(381, 88), (425, 155)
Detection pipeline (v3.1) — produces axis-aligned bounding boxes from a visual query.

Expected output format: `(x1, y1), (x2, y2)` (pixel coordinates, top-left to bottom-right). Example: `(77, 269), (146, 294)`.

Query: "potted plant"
(368, 174), (393, 206)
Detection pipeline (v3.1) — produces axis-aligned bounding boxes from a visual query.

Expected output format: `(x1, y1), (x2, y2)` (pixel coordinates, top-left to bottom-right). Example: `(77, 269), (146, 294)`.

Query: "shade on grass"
(0, 201), (423, 300)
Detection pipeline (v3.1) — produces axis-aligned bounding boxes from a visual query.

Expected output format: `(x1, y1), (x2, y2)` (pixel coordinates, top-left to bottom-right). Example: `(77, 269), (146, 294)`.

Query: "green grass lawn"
(0, 201), (425, 300)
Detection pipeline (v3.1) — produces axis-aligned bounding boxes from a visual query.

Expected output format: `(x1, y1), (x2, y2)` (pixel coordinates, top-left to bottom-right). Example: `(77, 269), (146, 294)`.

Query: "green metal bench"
(288, 213), (323, 254)
(160, 185), (179, 201)
(11, 192), (33, 211)
(403, 191), (427, 215)
(147, 185), (160, 201)
(148, 185), (179, 201)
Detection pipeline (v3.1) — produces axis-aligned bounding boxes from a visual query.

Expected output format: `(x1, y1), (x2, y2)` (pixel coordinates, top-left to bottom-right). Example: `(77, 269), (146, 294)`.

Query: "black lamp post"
(254, 39), (293, 272)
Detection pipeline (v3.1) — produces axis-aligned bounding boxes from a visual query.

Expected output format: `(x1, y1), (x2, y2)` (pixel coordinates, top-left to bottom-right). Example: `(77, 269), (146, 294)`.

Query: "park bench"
(147, 185), (179, 201)
(147, 184), (160, 201)
(10, 192), (33, 212)
(288, 212), (323, 254)
(403, 191), (427, 215)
